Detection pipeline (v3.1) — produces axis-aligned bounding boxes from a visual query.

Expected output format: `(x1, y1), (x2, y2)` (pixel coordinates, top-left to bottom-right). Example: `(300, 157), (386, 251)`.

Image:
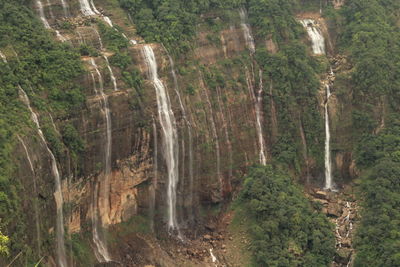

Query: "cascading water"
(200, 73), (222, 197)
(19, 88), (67, 267)
(149, 118), (158, 232)
(36, 0), (51, 29)
(239, 8), (267, 165)
(0, 50), (7, 63)
(300, 19), (326, 55)
(256, 70), (267, 165)
(36, 0), (67, 41)
(89, 58), (112, 262)
(239, 8), (255, 54)
(103, 56), (118, 91)
(59, 0), (70, 17)
(164, 48), (194, 216)
(79, 0), (97, 16)
(300, 20), (333, 189)
(142, 45), (180, 233)
(324, 84), (333, 190)
(17, 136), (42, 256)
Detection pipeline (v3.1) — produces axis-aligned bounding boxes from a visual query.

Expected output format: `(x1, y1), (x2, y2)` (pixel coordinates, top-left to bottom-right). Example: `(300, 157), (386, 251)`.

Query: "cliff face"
(11, 1), (266, 265)
(8, 0), (365, 266)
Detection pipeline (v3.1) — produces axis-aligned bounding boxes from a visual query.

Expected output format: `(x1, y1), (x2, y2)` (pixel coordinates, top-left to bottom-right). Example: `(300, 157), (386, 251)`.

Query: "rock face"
(16, 1), (275, 264)
(12, 1), (362, 265)
(310, 189), (358, 267)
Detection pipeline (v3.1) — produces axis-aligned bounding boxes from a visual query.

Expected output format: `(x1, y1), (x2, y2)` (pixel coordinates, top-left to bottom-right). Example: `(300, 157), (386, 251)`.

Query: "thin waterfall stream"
(324, 84), (333, 189)
(142, 45), (180, 235)
(19, 88), (67, 267)
(164, 47), (195, 218)
(239, 7), (267, 165)
(300, 19), (333, 189)
(17, 136), (42, 257)
(89, 58), (112, 262)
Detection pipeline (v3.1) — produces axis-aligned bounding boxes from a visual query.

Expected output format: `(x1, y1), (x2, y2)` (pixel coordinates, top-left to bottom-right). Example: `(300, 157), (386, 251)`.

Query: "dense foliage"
(237, 165), (335, 266)
(119, 0), (245, 53)
(0, 0), (85, 263)
(248, 0), (325, 173)
(338, 0), (400, 265)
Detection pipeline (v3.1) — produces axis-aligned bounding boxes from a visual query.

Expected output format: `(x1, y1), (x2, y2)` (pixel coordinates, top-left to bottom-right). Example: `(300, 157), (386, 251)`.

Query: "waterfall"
(300, 19), (326, 55)
(103, 56), (118, 91)
(17, 136), (42, 256)
(56, 30), (67, 42)
(200, 74), (222, 198)
(89, 58), (112, 262)
(149, 118), (158, 232)
(142, 45), (180, 233)
(164, 48), (194, 217)
(59, 0), (70, 17)
(216, 86), (233, 194)
(239, 8), (255, 54)
(36, 0), (51, 29)
(256, 70), (267, 165)
(0, 50), (7, 63)
(240, 8), (267, 165)
(19, 88), (67, 267)
(324, 84), (333, 189)
(79, 0), (97, 16)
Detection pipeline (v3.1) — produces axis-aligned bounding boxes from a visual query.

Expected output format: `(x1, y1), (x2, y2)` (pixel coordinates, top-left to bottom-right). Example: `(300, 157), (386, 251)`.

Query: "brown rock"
(327, 203), (342, 217)
(314, 190), (328, 199)
(203, 234), (212, 241)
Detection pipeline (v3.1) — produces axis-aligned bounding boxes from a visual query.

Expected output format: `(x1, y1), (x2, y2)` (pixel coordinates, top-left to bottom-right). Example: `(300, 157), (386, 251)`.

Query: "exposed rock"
(314, 190), (328, 200)
(327, 202), (342, 217)
(203, 234), (213, 241)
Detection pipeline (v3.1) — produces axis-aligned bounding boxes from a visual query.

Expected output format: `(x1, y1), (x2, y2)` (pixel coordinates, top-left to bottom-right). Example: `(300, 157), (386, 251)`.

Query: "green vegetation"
(0, 231), (9, 256)
(353, 117), (400, 266)
(70, 234), (95, 266)
(334, 0), (400, 265)
(119, 0), (245, 53)
(249, 0), (325, 173)
(0, 0), (84, 263)
(236, 165), (335, 266)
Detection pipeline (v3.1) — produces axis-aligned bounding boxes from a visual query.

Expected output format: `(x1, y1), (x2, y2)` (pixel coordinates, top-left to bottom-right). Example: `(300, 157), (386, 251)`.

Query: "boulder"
(314, 190), (328, 200)
(327, 203), (342, 217)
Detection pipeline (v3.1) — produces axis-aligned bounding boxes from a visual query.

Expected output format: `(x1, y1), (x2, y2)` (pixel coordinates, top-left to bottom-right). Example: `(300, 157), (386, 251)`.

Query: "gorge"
(0, 0), (399, 266)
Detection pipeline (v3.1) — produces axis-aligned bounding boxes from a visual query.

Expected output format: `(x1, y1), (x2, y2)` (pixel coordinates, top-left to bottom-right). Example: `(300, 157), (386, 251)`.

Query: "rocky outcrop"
(310, 189), (358, 267)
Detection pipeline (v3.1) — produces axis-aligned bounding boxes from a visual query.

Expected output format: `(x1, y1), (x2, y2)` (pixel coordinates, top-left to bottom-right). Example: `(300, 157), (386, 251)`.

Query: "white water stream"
(142, 45), (180, 233)
(300, 19), (326, 55)
(324, 85), (333, 190)
(164, 48), (195, 214)
(36, 0), (51, 29)
(103, 55), (118, 91)
(240, 8), (267, 165)
(0, 50), (7, 63)
(19, 88), (67, 267)
(17, 136), (42, 256)
(89, 58), (112, 262)
(239, 8), (255, 54)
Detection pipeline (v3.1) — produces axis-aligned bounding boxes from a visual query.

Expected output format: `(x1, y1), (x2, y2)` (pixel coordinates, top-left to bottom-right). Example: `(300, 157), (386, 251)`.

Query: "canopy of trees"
(237, 165), (335, 266)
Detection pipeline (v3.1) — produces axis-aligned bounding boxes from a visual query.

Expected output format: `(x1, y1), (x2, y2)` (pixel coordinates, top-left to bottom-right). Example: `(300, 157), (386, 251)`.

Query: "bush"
(237, 165), (335, 266)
